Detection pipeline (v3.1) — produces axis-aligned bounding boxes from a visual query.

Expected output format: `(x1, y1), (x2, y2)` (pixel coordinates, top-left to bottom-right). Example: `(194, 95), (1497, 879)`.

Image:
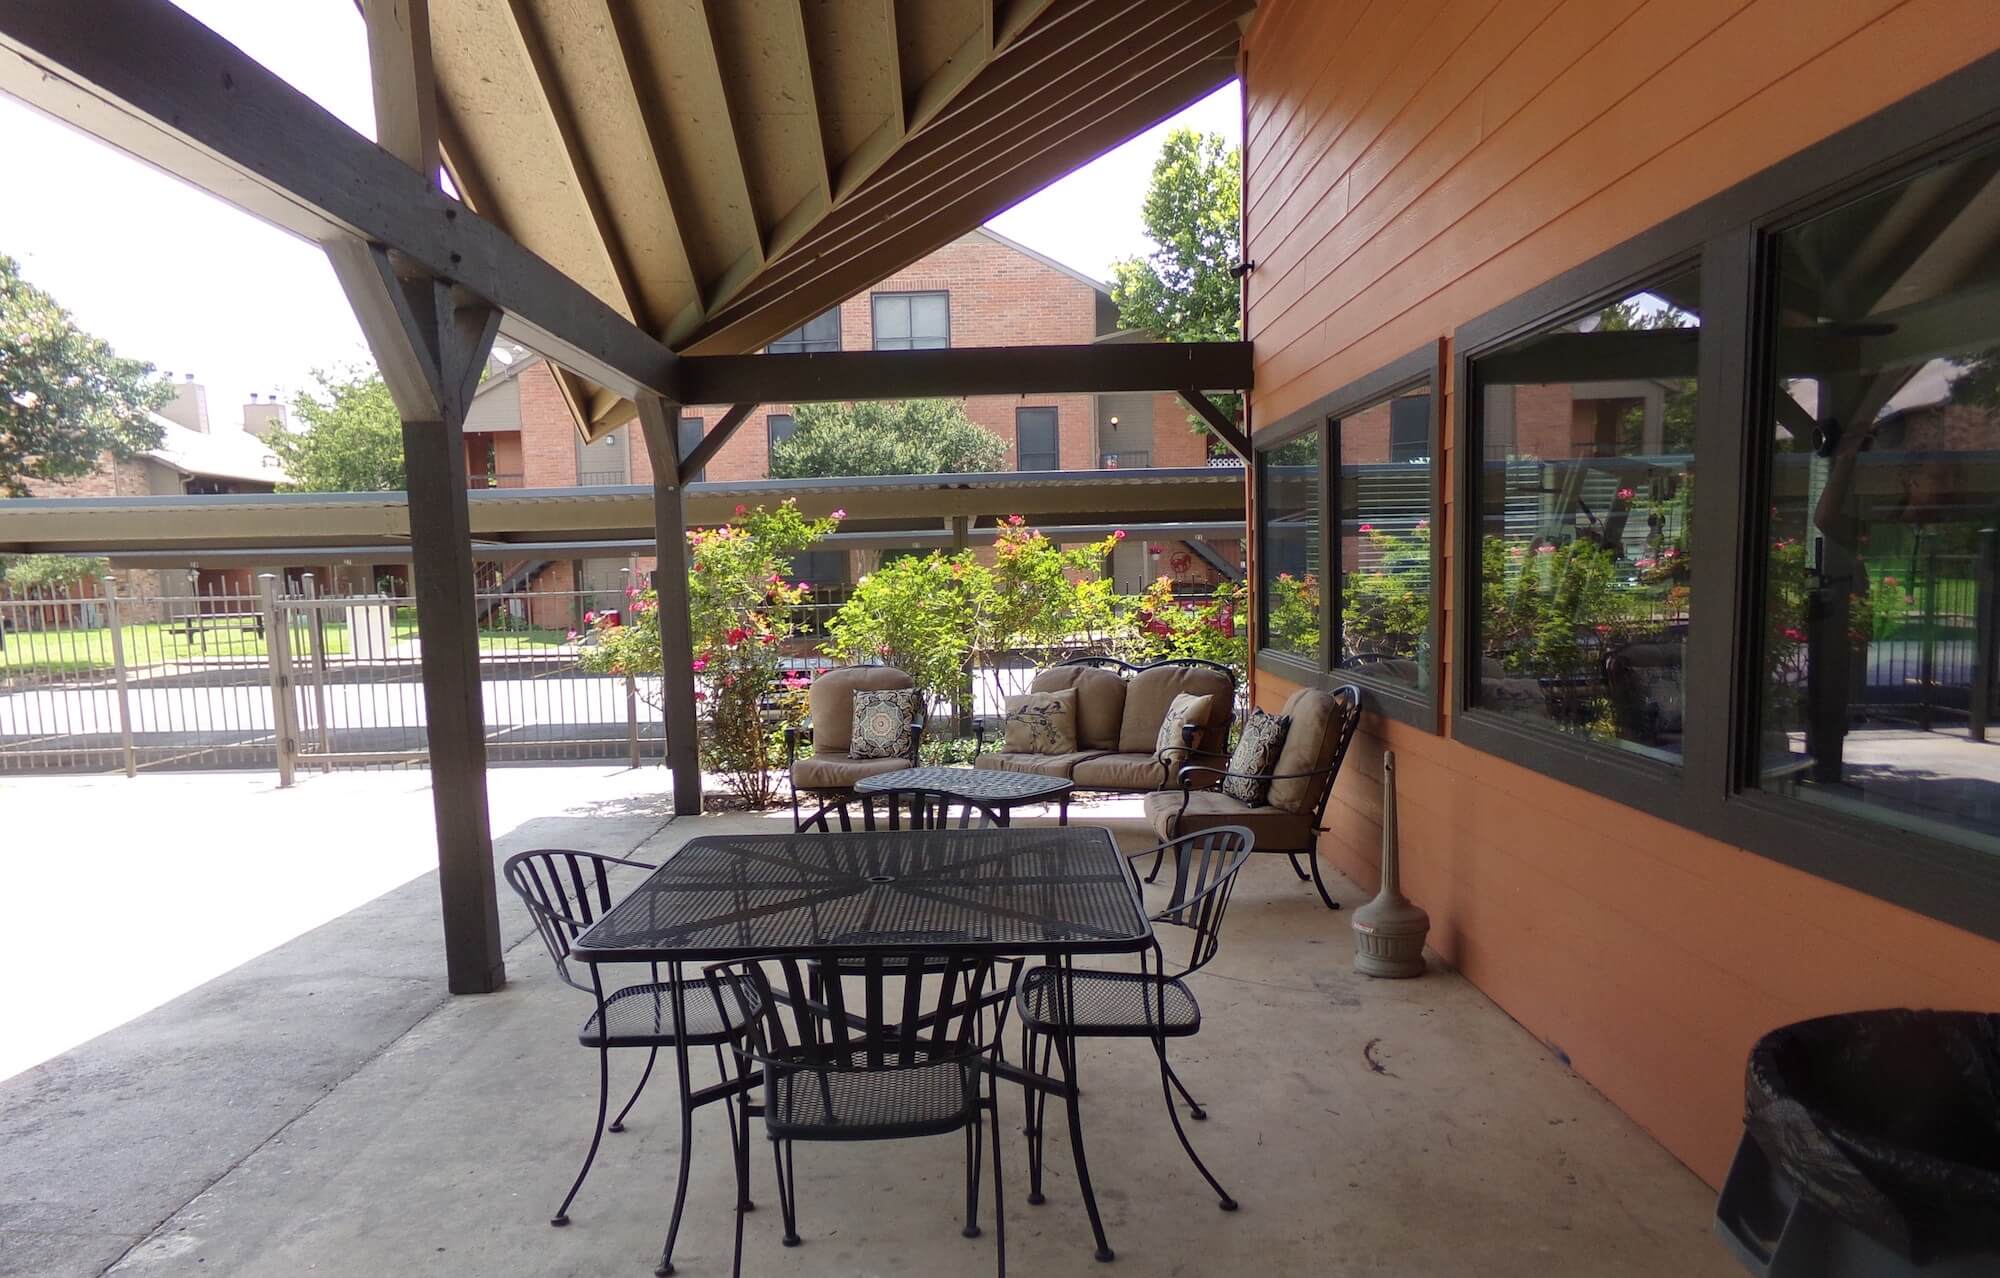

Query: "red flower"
(761, 633), (778, 644)
(583, 610), (597, 624)
(1006, 514), (1025, 527)
(1616, 487), (1636, 501)
(1359, 523), (1374, 533)
(1782, 627), (1805, 642)
(726, 626), (750, 646)
(878, 644), (892, 657)
(693, 690), (707, 702)
(721, 673), (736, 687)
(734, 504), (747, 516)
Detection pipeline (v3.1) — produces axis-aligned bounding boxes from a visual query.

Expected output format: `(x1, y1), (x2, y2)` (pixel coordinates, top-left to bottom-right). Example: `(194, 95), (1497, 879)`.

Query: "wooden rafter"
(595, 0), (698, 332)
(499, 0), (648, 331)
(695, 0), (767, 273)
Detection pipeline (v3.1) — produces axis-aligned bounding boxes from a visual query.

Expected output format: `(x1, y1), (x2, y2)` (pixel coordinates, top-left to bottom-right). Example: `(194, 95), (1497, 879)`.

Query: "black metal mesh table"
(571, 826), (1145, 963)
(570, 826), (1150, 1266)
(852, 765), (1076, 827)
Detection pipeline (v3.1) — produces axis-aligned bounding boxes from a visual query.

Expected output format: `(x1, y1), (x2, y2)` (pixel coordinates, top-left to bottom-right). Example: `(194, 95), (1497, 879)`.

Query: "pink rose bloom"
(734, 504), (748, 516)
(830, 508), (847, 520)
(691, 657), (708, 672)
(796, 581), (810, 592)
(583, 610), (597, 624)
(1616, 487), (1635, 500)
(878, 644), (892, 657)
(1635, 558), (1656, 569)
(1664, 547), (1680, 559)
(1783, 627), (1805, 642)
(1112, 529), (1126, 540)
(1415, 518), (1429, 529)
(721, 673), (735, 687)
(693, 690), (707, 702)
(1359, 523), (1374, 533)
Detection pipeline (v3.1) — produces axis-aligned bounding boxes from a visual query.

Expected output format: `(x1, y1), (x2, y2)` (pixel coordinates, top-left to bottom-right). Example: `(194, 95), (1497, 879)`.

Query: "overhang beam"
(0, 0), (679, 401)
(676, 342), (1253, 404)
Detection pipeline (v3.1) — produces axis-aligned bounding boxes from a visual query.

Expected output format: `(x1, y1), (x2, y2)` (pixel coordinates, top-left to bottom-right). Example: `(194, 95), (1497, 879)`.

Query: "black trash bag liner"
(1745, 1009), (2000, 1263)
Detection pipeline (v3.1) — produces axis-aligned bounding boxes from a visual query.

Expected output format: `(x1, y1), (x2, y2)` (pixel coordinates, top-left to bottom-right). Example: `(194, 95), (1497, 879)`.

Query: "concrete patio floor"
(0, 773), (1739, 1278)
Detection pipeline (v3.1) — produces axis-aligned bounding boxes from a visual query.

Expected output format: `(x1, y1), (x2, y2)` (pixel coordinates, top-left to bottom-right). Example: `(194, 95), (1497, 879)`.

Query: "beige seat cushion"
(807, 666), (915, 755)
(1028, 665), (1126, 751)
(1266, 687), (1349, 814)
(1143, 788), (1313, 848)
(972, 750), (1100, 780)
(793, 751), (913, 791)
(1118, 663), (1234, 755)
(1069, 751), (1174, 792)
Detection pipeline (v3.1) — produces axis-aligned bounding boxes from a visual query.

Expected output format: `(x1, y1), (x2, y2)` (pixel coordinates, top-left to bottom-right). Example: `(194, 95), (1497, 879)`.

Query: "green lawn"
(1, 619), (350, 675)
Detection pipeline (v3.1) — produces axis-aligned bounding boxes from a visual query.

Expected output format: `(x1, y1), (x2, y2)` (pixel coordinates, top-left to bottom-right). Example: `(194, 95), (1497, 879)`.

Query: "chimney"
(159, 372), (210, 434)
(242, 390), (289, 439)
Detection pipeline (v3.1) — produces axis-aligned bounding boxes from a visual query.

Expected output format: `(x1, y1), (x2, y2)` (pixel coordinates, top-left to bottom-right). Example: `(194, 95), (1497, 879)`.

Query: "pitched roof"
(144, 414), (287, 486)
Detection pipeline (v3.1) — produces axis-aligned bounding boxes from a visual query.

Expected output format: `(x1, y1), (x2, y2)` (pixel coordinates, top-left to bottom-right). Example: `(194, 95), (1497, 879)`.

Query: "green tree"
(270, 366), (405, 492)
(0, 253), (166, 496)
(1108, 128), (1243, 450)
(2, 554), (107, 592)
(768, 398), (1005, 478)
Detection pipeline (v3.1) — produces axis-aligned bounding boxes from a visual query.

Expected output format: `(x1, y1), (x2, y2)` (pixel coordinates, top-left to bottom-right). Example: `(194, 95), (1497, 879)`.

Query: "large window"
(767, 308), (841, 354)
(1336, 383), (1434, 691)
(1755, 138), (2000, 849)
(678, 415), (706, 484)
(1016, 407), (1059, 470)
(1469, 270), (1702, 761)
(766, 412), (795, 468)
(1258, 430), (1321, 661)
(872, 291), (949, 350)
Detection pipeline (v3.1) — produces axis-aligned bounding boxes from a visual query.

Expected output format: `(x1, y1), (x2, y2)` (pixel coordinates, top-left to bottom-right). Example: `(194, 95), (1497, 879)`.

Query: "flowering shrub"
(579, 500), (838, 807)
(1341, 522), (1430, 663)
(1126, 577), (1246, 675)
(983, 518), (1125, 677)
(825, 550), (981, 724)
(1265, 570), (1320, 656)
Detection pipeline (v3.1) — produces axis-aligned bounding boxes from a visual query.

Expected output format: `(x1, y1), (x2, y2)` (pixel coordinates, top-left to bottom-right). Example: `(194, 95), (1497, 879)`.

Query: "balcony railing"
(577, 469), (629, 486)
(1098, 450), (1152, 469)
(467, 472), (525, 489)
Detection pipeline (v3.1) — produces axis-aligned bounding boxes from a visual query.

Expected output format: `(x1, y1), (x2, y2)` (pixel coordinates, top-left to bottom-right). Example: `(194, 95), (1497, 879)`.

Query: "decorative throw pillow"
(1153, 692), (1214, 766)
(1219, 709), (1291, 806)
(849, 688), (918, 760)
(1002, 688), (1078, 754)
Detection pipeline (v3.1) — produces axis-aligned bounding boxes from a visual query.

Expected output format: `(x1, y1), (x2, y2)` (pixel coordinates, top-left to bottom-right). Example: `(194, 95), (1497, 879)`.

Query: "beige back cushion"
(1029, 665), (1127, 751)
(1118, 663), (1234, 755)
(809, 666), (914, 754)
(1266, 687), (1349, 814)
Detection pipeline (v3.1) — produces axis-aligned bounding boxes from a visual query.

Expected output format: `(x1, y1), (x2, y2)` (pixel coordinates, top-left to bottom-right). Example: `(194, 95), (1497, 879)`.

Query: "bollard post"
(102, 574), (137, 777)
(300, 575), (335, 767)
(626, 674), (641, 769)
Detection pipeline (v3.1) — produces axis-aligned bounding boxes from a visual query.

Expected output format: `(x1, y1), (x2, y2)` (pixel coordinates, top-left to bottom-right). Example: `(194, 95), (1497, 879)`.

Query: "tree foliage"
(0, 253), (166, 496)
(2, 554), (107, 593)
(270, 367), (405, 492)
(768, 398), (1005, 478)
(1109, 129), (1242, 344)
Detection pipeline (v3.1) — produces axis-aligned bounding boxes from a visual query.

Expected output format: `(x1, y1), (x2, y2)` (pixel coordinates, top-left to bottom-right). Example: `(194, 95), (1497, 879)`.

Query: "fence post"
(1919, 543), (1939, 732)
(102, 574), (137, 778)
(1974, 529), (1998, 742)
(300, 575), (335, 767)
(625, 674), (641, 769)
(260, 573), (297, 786)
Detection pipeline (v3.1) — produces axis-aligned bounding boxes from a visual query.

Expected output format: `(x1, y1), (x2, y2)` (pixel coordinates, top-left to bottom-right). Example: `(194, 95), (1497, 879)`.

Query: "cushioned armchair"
(785, 666), (924, 831)
(972, 656), (1236, 793)
(1142, 684), (1361, 910)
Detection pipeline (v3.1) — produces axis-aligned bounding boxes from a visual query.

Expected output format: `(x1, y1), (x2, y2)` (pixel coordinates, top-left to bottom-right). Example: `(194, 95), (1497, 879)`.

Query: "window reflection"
(1474, 268), (1702, 759)
(1759, 140), (2000, 848)
(1259, 432), (1321, 659)
(1336, 388), (1432, 687)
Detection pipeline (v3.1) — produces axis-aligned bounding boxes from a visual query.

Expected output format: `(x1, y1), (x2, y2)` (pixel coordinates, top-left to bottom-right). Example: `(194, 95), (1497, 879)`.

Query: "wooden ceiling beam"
(695, 0), (769, 274)
(687, 10), (1239, 349)
(789, 0), (835, 218)
(0, 0), (678, 401)
(596, 0), (699, 339)
(499, 0), (649, 332)
(678, 342), (1252, 404)
(994, 0), (1060, 48)
(737, 0), (1217, 291)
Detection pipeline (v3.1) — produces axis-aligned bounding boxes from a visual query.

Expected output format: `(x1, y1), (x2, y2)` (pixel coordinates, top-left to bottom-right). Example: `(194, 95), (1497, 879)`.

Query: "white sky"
(0, 0), (1239, 436)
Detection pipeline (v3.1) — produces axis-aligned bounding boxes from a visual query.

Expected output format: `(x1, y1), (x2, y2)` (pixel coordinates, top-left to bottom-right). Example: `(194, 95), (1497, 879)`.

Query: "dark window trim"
(1255, 343), (1441, 731)
(1444, 49), (2000, 943)
(767, 307), (842, 354)
(870, 289), (951, 350)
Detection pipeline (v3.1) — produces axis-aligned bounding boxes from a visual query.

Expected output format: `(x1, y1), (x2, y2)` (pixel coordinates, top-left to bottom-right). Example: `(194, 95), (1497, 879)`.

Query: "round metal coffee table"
(853, 764), (1074, 827)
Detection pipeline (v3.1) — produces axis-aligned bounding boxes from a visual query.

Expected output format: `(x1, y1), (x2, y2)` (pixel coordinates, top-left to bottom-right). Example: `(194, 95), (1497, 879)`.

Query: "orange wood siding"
(1243, 0), (2000, 1187)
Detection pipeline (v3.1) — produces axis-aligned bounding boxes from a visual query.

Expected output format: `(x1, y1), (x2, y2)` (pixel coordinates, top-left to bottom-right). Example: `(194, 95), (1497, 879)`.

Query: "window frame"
(1441, 51), (2000, 943)
(1254, 343), (1443, 732)
(767, 307), (842, 354)
(678, 415), (706, 484)
(870, 290), (951, 350)
(765, 411), (796, 468)
(1015, 406), (1060, 471)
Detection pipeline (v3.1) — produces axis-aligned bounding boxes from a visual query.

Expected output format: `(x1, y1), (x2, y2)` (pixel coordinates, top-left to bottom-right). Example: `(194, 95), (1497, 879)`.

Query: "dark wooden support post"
(1179, 390), (1252, 460)
(638, 396), (705, 814)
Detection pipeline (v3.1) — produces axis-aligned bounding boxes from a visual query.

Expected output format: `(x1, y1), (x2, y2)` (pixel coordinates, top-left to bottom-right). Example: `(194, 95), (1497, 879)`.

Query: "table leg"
(1059, 795), (1070, 826)
(654, 965), (695, 1277)
(1053, 954), (1115, 1262)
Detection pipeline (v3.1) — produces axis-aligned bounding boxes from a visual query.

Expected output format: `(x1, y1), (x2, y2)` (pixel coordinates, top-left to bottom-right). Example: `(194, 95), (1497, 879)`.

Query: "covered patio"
(0, 771), (1729, 1277)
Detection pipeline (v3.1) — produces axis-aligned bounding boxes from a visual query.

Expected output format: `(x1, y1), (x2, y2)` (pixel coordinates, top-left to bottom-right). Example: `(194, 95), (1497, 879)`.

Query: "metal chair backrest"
(872, 786), (1000, 830)
(502, 848), (656, 992)
(711, 950), (999, 1081)
(1145, 826), (1254, 978)
(1311, 684), (1365, 831)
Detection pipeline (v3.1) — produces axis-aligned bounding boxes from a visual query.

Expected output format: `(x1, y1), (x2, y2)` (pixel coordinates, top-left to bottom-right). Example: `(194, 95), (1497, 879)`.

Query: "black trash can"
(1715, 1010), (2000, 1276)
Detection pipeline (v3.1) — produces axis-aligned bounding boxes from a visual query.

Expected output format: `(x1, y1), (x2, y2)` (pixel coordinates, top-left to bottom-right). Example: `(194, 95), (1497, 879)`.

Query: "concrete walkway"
(0, 774), (1738, 1278)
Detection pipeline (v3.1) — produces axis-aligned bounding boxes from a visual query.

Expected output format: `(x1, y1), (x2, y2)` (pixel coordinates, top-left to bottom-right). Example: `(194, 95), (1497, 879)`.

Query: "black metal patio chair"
(1014, 826), (1255, 1224)
(706, 949), (1010, 1278)
(502, 847), (767, 1248)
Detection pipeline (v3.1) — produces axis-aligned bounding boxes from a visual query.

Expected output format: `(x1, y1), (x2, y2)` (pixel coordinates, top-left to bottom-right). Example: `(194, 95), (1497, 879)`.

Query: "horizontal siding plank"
(1243, 0), (1375, 163)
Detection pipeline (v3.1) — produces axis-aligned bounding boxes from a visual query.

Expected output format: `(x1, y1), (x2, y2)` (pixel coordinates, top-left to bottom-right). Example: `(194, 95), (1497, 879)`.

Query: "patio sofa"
(785, 665), (924, 831)
(1144, 683), (1361, 910)
(971, 656), (1237, 794)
